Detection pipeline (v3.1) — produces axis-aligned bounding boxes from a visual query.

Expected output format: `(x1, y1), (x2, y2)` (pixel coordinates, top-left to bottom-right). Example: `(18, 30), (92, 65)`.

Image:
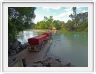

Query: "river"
(17, 30), (88, 67)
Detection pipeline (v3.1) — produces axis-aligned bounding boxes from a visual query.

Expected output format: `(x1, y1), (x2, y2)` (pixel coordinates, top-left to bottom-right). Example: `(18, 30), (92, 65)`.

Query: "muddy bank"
(8, 31), (75, 67)
(32, 57), (74, 67)
(8, 39), (74, 67)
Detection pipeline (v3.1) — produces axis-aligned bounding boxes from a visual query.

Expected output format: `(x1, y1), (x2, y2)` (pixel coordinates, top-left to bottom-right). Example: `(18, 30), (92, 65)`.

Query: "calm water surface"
(17, 30), (88, 67)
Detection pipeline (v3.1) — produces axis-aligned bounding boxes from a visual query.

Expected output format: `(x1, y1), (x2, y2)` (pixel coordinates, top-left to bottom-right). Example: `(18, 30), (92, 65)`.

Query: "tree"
(68, 7), (88, 32)
(69, 7), (78, 28)
(8, 7), (36, 42)
(65, 20), (75, 31)
(73, 7), (77, 18)
(53, 20), (62, 30)
(34, 16), (64, 30)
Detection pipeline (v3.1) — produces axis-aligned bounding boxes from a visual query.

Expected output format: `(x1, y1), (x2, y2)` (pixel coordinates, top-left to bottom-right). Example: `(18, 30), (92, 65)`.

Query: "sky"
(34, 7), (88, 24)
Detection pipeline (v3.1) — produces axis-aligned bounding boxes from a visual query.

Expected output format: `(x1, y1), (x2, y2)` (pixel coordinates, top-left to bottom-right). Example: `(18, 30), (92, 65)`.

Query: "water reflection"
(17, 30), (88, 67)
(17, 30), (38, 44)
(47, 32), (88, 67)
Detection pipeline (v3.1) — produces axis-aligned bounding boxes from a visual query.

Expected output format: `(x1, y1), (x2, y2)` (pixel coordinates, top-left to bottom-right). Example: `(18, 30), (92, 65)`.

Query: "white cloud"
(34, 7), (88, 23)
(64, 8), (72, 12)
(77, 7), (88, 13)
(34, 9), (73, 23)
(58, 11), (72, 18)
(34, 15), (44, 23)
(81, 10), (87, 13)
(42, 7), (61, 10)
(53, 10), (73, 22)
(41, 7), (62, 12)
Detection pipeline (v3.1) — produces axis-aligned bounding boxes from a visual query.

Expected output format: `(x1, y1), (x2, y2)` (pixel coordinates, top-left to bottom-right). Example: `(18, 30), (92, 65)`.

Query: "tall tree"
(69, 7), (78, 29)
(8, 7), (36, 41)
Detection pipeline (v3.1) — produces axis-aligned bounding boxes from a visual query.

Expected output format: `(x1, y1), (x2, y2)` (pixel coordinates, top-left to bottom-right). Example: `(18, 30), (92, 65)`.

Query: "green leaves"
(67, 7), (88, 32)
(34, 16), (63, 30)
(8, 7), (36, 41)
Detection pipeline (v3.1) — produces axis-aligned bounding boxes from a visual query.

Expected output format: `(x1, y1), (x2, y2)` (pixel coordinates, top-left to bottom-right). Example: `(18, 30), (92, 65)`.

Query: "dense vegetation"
(33, 7), (88, 32)
(33, 16), (63, 30)
(8, 7), (88, 42)
(8, 7), (36, 42)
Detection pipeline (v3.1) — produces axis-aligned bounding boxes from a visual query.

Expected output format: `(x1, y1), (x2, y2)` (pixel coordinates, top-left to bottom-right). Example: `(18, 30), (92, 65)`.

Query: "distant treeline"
(8, 7), (88, 42)
(33, 7), (88, 32)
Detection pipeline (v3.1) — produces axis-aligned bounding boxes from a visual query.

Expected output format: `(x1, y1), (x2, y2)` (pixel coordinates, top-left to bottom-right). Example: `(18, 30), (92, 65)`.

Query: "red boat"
(28, 32), (52, 51)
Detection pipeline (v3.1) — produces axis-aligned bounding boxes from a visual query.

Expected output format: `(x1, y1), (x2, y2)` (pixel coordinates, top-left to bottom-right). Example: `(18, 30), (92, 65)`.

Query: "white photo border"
(3, 73), (94, 74)
(94, 1), (95, 72)
(2, 2), (94, 73)
(0, 1), (2, 72)
(2, 0), (94, 3)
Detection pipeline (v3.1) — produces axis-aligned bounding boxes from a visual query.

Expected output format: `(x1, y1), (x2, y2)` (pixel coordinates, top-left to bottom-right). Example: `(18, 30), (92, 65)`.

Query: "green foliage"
(67, 7), (88, 32)
(33, 7), (88, 33)
(64, 18), (88, 32)
(8, 7), (36, 42)
(53, 20), (62, 30)
(65, 20), (75, 31)
(33, 16), (64, 30)
(76, 19), (88, 32)
(8, 19), (17, 41)
(8, 7), (88, 43)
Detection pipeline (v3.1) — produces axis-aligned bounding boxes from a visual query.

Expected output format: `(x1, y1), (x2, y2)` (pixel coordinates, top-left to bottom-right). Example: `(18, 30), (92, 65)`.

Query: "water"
(17, 30), (41, 44)
(17, 30), (88, 67)
(47, 32), (88, 67)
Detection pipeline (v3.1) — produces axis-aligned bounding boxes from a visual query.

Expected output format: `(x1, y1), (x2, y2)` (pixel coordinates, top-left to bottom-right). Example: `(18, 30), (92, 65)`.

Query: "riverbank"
(8, 30), (88, 67)
(8, 37), (74, 67)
